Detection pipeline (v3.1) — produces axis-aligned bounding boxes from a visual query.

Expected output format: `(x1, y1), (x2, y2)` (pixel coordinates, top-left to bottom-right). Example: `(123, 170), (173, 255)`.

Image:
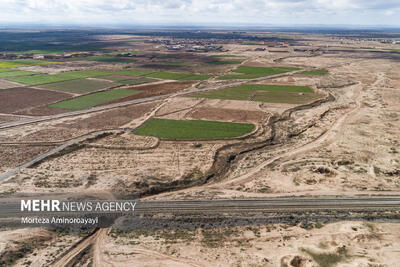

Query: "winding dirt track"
(52, 229), (100, 267)
(221, 81), (363, 187)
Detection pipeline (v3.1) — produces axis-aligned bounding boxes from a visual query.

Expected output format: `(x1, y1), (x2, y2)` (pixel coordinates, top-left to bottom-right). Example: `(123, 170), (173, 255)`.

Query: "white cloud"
(0, 0), (399, 26)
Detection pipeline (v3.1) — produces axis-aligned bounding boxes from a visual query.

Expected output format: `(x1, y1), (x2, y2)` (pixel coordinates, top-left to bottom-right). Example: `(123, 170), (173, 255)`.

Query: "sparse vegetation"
(301, 247), (348, 267)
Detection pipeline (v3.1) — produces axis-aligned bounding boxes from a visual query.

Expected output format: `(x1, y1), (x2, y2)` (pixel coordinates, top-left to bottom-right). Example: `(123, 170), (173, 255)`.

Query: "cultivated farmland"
(0, 70), (38, 78)
(0, 87), (70, 114)
(135, 118), (255, 139)
(208, 60), (242, 65)
(190, 84), (321, 104)
(146, 71), (193, 80)
(48, 89), (139, 110)
(300, 69), (327, 75)
(218, 66), (299, 79)
(38, 78), (118, 94)
(7, 70), (111, 85)
(0, 61), (26, 68)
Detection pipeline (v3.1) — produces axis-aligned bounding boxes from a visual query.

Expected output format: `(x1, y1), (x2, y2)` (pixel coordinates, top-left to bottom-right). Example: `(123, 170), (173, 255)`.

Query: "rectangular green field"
(0, 70), (38, 78)
(179, 74), (212, 81)
(12, 50), (64, 54)
(253, 91), (323, 104)
(300, 69), (327, 75)
(48, 89), (139, 110)
(135, 118), (255, 139)
(211, 54), (243, 58)
(0, 61), (27, 69)
(190, 84), (317, 104)
(116, 69), (212, 81)
(208, 60), (242, 65)
(117, 69), (156, 76)
(118, 77), (157, 85)
(7, 70), (111, 85)
(146, 71), (191, 80)
(11, 59), (60, 65)
(218, 66), (300, 80)
(38, 78), (118, 94)
(162, 62), (191, 66)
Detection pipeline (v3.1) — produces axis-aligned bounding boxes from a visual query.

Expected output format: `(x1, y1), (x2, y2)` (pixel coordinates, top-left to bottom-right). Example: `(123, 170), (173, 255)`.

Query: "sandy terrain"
(98, 221), (400, 267)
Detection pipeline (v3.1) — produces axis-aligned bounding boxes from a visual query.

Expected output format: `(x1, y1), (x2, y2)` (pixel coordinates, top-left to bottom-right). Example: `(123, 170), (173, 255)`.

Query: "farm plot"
(38, 78), (118, 94)
(162, 62), (191, 66)
(0, 61), (26, 69)
(116, 68), (212, 81)
(300, 69), (327, 75)
(135, 118), (255, 139)
(0, 59), (58, 69)
(7, 70), (111, 85)
(218, 66), (299, 80)
(99, 75), (158, 85)
(0, 87), (70, 114)
(208, 60), (242, 65)
(98, 81), (195, 107)
(0, 70), (38, 78)
(11, 59), (60, 65)
(147, 71), (212, 81)
(145, 71), (192, 80)
(211, 54), (243, 58)
(190, 84), (322, 104)
(118, 77), (157, 85)
(48, 89), (139, 110)
(117, 69), (156, 76)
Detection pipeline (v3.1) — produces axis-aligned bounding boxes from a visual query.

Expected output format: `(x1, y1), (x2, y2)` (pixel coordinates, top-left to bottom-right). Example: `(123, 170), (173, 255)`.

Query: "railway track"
(0, 197), (399, 217)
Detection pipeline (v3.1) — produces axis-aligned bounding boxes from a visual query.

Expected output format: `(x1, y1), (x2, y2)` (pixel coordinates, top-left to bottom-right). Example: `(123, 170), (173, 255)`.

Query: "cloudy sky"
(1, 0), (399, 26)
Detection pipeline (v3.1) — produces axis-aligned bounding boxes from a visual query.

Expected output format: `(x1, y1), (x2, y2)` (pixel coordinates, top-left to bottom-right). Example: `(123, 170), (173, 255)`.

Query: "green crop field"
(211, 54), (242, 58)
(252, 91), (323, 104)
(11, 59), (60, 65)
(48, 89), (139, 110)
(179, 74), (212, 81)
(0, 70), (38, 78)
(162, 62), (191, 66)
(0, 59), (59, 69)
(117, 69), (156, 76)
(208, 60), (242, 65)
(146, 71), (212, 81)
(218, 66), (299, 80)
(7, 70), (111, 85)
(190, 84), (318, 104)
(135, 118), (255, 140)
(0, 61), (26, 68)
(300, 69), (327, 75)
(146, 71), (191, 80)
(242, 41), (258, 45)
(118, 77), (157, 85)
(39, 78), (117, 94)
(11, 50), (64, 54)
(114, 68), (212, 81)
